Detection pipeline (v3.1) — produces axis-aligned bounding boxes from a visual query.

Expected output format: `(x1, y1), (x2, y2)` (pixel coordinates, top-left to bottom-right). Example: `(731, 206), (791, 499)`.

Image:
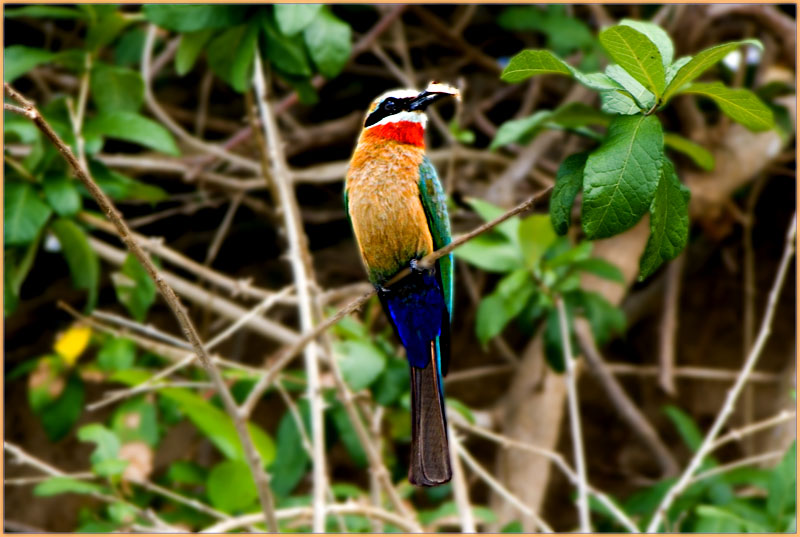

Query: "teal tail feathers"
(409, 341), (452, 486)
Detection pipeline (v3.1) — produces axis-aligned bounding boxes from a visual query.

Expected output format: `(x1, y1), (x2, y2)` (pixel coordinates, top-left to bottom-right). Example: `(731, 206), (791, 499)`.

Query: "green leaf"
(574, 258), (625, 282)
(43, 174), (82, 217)
(454, 234), (522, 273)
(262, 15), (312, 77)
(663, 405), (703, 451)
(270, 405), (310, 496)
(90, 63), (144, 113)
(550, 152), (588, 235)
(572, 290), (626, 344)
(207, 460), (258, 513)
(638, 160), (690, 279)
(50, 218), (99, 311)
(605, 64), (655, 110)
(491, 110), (552, 150)
(97, 337), (136, 372)
(543, 306), (572, 372)
(275, 4), (322, 35)
(334, 340), (386, 391)
(88, 159), (167, 202)
(303, 7), (352, 78)
(5, 260), (19, 317)
(666, 56), (692, 86)
(664, 132), (714, 171)
(270, 399), (311, 496)
(600, 89), (642, 116)
(475, 293), (509, 345)
(159, 387), (276, 464)
(582, 114), (664, 239)
(92, 458), (129, 477)
(518, 214), (557, 270)
(36, 371), (85, 442)
(370, 357), (408, 406)
(5, 182), (52, 246)
(464, 197), (520, 243)
(476, 269), (535, 344)
(682, 82), (774, 132)
(501, 521), (524, 532)
(167, 461), (207, 486)
(9, 229), (43, 300)
(330, 401), (367, 467)
(107, 502), (138, 525)
(78, 423), (123, 475)
(6, 6), (87, 19)
(34, 477), (104, 497)
(767, 441), (796, 521)
(501, 49), (572, 83)
(599, 25), (666, 97)
(498, 7), (596, 60)
(86, 11), (131, 52)
(111, 397), (159, 447)
(546, 102), (610, 129)
(4, 45), (55, 82)
(84, 111), (180, 156)
(695, 505), (770, 532)
(207, 23), (259, 93)
(619, 19), (674, 69)
(114, 27), (146, 67)
(176, 29), (215, 76)
(544, 240), (593, 269)
(143, 5), (247, 32)
(662, 39), (763, 102)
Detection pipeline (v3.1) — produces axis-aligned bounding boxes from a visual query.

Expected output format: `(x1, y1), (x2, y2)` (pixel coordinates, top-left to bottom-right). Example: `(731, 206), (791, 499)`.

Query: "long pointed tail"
(409, 341), (452, 486)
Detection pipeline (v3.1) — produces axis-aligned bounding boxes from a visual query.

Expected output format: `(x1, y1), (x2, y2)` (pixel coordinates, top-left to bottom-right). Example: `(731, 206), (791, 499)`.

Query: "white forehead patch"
(367, 110), (427, 129)
(374, 88), (420, 103)
(425, 81), (461, 100)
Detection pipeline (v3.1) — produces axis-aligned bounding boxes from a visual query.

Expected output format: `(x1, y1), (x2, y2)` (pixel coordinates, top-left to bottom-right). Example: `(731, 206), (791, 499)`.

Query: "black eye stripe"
(364, 96), (415, 127)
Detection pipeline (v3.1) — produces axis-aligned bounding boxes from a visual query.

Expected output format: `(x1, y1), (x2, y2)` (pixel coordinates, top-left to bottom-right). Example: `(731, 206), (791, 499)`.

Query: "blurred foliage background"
(3, 3), (796, 533)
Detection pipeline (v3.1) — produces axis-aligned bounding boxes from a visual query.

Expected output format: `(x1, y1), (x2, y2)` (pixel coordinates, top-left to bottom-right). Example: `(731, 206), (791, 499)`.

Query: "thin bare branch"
(448, 425), (477, 532)
(252, 49), (327, 532)
(557, 297), (591, 532)
(647, 212), (796, 532)
(455, 438), (554, 532)
(575, 320), (679, 476)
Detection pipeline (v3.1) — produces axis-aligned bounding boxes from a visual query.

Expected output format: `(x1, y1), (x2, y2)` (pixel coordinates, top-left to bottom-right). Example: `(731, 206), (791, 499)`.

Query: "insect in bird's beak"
(408, 81), (461, 111)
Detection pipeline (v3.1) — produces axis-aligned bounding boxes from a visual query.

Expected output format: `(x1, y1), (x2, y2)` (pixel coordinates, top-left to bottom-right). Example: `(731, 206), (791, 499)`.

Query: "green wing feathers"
(418, 157), (453, 318)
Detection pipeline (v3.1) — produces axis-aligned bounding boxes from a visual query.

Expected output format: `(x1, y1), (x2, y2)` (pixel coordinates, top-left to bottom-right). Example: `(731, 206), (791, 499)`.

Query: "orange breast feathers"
(346, 140), (433, 283)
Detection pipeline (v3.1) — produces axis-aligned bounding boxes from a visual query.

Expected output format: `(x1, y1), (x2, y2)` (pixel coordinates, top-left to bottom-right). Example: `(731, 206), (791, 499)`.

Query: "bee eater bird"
(345, 82), (459, 486)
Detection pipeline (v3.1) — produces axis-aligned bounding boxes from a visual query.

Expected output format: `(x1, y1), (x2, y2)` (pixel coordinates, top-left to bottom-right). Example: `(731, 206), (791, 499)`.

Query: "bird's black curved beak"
(408, 90), (455, 111)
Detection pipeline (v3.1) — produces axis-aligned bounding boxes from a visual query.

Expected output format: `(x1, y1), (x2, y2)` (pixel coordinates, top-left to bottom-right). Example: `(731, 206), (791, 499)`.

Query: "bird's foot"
(410, 258), (434, 276)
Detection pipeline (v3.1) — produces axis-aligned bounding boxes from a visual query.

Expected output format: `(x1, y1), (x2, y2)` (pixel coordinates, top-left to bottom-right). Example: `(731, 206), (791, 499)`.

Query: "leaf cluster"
(497, 18), (776, 279)
(455, 198), (625, 371)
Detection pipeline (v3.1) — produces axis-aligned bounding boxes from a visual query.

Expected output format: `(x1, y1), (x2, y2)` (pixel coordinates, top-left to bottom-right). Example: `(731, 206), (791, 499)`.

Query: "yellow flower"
(54, 325), (92, 366)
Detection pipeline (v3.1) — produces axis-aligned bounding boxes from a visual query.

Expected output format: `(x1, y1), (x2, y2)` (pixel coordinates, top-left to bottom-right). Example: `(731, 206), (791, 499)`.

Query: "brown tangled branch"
(3, 82), (281, 533)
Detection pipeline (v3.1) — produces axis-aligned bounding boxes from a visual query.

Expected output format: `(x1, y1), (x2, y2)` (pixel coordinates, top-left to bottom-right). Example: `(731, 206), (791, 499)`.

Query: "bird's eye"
(384, 99), (398, 112)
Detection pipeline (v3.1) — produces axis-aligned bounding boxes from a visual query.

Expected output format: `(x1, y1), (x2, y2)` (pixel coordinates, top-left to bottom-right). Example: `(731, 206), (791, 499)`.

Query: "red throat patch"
(365, 121), (425, 147)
